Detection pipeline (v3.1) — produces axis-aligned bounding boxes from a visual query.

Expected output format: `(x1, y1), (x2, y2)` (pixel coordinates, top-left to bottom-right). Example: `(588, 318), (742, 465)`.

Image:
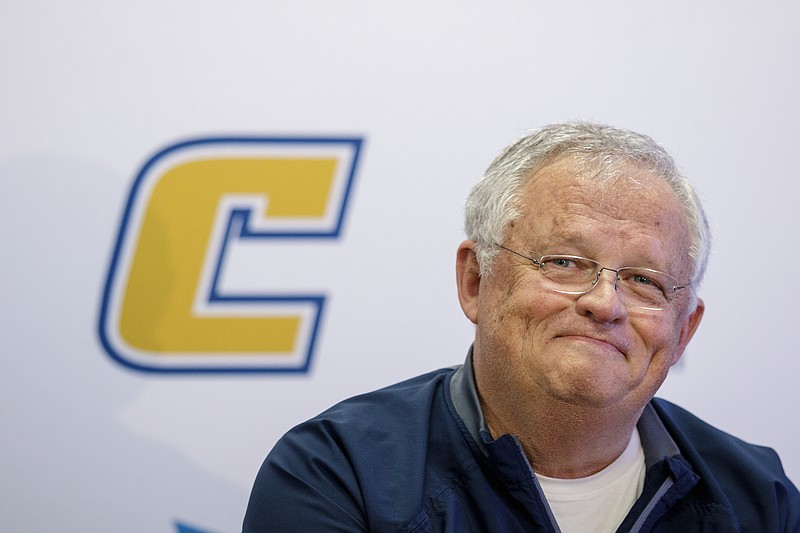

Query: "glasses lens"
(538, 256), (600, 293)
(616, 268), (674, 309)
(538, 256), (677, 311)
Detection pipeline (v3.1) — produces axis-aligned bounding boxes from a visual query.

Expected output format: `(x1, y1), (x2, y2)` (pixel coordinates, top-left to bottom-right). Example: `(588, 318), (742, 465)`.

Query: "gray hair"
(464, 122), (711, 292)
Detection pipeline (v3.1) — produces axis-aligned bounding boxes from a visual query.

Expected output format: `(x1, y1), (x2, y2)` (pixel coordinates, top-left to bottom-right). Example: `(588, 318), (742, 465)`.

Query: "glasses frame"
(495, 244), (690, 311)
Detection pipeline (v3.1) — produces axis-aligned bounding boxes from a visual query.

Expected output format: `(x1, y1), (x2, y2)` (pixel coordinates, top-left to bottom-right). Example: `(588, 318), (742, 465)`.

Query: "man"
(243, 123), (800, 532)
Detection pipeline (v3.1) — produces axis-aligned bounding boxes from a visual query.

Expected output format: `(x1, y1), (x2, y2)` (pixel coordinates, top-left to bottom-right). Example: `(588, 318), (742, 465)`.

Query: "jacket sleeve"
(777, 468), (800, 532)
(242, 420), (367, 533)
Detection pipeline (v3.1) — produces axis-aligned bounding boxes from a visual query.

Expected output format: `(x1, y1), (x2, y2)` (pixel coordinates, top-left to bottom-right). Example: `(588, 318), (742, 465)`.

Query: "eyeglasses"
(495, 244), (689, 311)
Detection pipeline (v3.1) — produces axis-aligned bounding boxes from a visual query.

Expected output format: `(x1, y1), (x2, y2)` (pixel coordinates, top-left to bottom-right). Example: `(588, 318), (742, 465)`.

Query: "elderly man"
(243, 123), (800, 532)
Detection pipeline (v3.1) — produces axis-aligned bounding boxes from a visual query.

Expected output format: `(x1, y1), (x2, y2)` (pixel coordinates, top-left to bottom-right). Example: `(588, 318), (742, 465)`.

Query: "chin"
(545, 370), (638, 409)
(560, 391), (628, 410)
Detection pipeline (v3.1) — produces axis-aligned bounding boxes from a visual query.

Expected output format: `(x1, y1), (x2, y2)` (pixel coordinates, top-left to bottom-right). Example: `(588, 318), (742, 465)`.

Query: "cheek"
(486, 291), (563, 355)
(631, 317), (684, 367)
(480, 267), (530, 322)
(477, 264), (573, 353)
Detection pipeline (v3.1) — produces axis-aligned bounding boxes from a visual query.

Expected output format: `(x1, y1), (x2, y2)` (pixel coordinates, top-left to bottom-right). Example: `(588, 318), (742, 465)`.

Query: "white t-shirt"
(535, 429), (646, 533)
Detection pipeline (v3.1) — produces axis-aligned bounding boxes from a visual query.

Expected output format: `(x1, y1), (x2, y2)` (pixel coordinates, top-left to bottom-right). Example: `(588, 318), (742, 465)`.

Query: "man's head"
(456, 123), (707, 416)
(464, 123), (711, 294)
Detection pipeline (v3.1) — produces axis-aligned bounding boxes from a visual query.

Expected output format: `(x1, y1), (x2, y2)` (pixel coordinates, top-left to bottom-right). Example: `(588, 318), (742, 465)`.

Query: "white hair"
(464, 122), (711, 294)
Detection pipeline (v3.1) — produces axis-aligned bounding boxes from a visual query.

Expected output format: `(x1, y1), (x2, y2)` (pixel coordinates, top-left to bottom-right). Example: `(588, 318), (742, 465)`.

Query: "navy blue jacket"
(244, 356), (800, 532)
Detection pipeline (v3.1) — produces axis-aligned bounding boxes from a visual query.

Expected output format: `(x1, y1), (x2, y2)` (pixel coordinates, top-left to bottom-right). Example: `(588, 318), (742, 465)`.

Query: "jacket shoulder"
(650, 397), (800, 529)
(312, 366), (457, 429)
(244, 366), (463, 532)
(650, 397), (783, 472)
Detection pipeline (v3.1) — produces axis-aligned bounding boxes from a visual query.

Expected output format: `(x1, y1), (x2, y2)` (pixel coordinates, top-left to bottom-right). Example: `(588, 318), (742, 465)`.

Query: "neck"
(478, 387), (642, 479)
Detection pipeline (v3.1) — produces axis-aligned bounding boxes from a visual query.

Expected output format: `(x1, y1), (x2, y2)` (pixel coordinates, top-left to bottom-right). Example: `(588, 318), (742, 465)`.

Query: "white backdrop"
(2, 2), (798, 532)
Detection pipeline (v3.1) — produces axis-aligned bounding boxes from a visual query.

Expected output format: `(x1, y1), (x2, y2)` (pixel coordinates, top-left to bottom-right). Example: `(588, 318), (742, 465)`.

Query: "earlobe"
(672, 297), (705, 366)
(456, 241), (481, 324)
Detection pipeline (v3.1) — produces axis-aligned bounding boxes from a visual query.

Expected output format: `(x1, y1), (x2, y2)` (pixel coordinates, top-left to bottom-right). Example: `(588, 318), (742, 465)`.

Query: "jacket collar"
(449, 346), (683, 467)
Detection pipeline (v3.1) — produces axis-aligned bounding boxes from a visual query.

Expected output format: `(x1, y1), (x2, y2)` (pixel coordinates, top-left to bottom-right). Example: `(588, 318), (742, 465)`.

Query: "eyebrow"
(528, 233), (673, 271)
(530, 231), (584, 253)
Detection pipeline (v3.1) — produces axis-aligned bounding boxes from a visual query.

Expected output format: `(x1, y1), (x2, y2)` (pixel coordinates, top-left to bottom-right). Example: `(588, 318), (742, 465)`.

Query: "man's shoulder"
(262, 365), (469, 503)
(650, 397), (800, 526)
(651, 397), (785, 476)
(280, 365), (461, 447)
(319, 365), (459, 421)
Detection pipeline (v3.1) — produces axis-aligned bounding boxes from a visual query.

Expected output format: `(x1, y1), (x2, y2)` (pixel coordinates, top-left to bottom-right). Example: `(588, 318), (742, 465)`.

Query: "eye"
(620, 269), (668, 295)
(631, 273), (656, 286)
(547, 257), (579, 269)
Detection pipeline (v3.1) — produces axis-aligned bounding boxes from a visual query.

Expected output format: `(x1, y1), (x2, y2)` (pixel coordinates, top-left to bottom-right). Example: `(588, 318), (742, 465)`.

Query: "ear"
(671, 297), (705, 366)
(456, 240), (482, 324)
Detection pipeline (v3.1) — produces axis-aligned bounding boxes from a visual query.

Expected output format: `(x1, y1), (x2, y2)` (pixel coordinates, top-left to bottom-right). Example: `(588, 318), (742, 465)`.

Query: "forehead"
(511, 157), (691, 271)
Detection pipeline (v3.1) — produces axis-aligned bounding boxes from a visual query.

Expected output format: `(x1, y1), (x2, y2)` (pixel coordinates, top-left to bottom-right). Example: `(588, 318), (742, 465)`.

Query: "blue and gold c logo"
(98, 137), (363, 373)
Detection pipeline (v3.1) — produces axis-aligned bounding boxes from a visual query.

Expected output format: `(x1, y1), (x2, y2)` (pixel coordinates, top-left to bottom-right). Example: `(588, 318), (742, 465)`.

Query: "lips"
(555, 333), (630, 355)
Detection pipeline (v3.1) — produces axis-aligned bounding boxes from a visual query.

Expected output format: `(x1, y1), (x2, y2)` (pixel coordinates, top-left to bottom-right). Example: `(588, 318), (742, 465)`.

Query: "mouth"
(556, 334), (628, 356)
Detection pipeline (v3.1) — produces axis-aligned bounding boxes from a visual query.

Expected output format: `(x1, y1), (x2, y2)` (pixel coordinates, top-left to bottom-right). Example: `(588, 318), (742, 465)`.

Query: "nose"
(593, 267), (620, 290)
(576, 269), (627, 322)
